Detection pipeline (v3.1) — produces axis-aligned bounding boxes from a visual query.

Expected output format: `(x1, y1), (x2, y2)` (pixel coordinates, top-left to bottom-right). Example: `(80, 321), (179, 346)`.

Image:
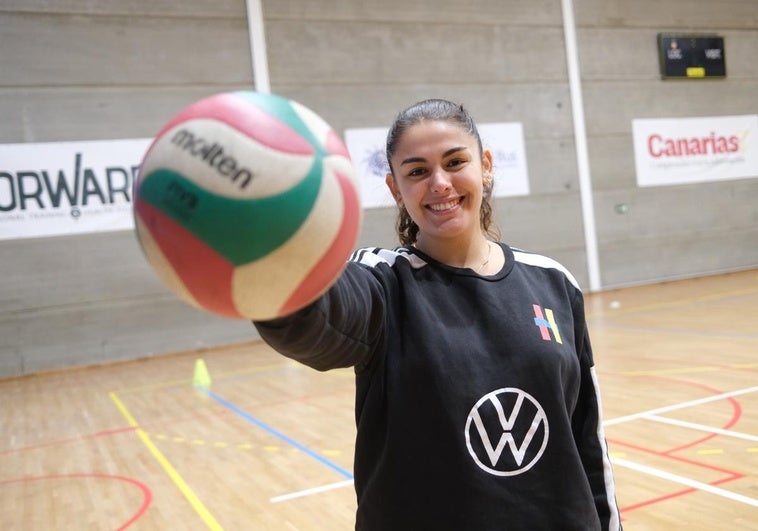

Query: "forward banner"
(0, 138), (151, 240)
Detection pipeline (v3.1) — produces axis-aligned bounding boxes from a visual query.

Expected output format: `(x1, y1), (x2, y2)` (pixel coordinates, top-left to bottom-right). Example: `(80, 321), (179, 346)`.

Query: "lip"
(425, 196), (463, 213)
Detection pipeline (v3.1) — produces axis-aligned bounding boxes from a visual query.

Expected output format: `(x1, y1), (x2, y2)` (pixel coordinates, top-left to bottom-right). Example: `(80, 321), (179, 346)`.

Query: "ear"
(482, 149), (493, 173)
(385, 173), (403, 205)
(481, 150), (494, 187)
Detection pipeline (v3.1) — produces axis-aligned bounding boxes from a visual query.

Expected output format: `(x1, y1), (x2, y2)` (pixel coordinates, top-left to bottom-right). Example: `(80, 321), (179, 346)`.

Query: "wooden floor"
(2, 269), (757, 530)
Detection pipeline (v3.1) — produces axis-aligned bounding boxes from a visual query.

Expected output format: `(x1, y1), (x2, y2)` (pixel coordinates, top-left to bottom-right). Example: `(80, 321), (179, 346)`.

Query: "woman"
(255, 99), (621, 530)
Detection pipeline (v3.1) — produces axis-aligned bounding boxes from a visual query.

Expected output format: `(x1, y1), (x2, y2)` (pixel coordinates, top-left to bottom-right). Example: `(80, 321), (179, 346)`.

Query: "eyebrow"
(400, 146), (468, 166)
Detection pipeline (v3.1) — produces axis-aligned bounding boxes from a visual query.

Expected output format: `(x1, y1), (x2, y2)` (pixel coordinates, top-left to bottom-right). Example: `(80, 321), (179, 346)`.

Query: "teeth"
(429, 199), (459, 211)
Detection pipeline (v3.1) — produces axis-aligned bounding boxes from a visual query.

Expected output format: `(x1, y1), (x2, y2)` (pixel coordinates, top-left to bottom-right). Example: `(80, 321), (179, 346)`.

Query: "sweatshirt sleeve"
(570, 291), (623, 530)
(252, 261), (386, 372)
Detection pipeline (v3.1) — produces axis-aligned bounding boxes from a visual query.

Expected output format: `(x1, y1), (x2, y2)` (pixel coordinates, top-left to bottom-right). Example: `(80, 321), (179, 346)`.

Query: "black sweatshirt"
(255, 244), (621, 530)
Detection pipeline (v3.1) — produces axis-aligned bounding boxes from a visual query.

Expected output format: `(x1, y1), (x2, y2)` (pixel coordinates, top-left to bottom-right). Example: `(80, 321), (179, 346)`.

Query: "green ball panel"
(137, 163), (322, 266)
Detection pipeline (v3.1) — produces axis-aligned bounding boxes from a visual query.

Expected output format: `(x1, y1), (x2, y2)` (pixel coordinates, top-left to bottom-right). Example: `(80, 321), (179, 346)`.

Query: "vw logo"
(464, 387), (549, 476)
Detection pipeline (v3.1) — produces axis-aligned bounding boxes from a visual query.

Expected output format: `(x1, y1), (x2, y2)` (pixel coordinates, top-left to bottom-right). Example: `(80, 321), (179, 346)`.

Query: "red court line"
(0, 408), (229, 455)
(640, 376), (745, 457)
(663, 398), (742, 454)
(619, 472), (744, 513)
(0, 426), (137, 456)
(612, 437), (745, 513)
(1, 379), (350, 455)
(611, 438), (742, 478)
(0, 473), (151, 530)
(611, 376), (748, 514)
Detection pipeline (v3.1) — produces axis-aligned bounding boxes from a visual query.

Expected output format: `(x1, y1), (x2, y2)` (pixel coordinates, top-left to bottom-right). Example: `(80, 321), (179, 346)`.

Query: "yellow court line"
(697, 449), (724, 455)
(734, 363), (758, 370)
(109, 391), (224, 531)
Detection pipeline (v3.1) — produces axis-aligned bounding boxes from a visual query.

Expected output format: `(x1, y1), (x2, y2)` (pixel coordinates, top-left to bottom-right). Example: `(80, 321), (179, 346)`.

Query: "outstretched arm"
(253, 261), (386, 372)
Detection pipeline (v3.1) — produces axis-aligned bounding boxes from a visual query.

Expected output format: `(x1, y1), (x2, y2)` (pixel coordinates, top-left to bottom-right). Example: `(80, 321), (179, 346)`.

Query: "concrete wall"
(1, 0), (756, 377)
(575, 0), (758, 286)
(0, 1), (258, 377)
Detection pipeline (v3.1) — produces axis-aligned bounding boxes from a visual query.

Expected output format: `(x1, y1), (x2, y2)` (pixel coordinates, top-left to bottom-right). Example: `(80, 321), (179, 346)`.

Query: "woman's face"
(386, 120), (492, 246)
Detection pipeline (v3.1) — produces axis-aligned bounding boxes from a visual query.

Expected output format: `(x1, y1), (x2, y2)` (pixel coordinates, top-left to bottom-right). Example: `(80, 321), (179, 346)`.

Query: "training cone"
(193, 358), (212, 388)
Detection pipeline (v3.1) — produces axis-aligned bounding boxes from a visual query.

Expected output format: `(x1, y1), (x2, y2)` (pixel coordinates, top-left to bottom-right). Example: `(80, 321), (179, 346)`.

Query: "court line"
(644, 415), (758, 442)
(604, 385), (758, 426)
(618, 472), (742, 513)
(270, 479), (354, 503)
(621, 364), (756, 376)
(596, 323), (758, 341)
(588, 285), (758, 319)
(612, 457), (758, 508)
(109, 392), (224, 531)
(199, 387), (354, 480)
(0, 473), (152, 531)
(0, 426), (137, 456)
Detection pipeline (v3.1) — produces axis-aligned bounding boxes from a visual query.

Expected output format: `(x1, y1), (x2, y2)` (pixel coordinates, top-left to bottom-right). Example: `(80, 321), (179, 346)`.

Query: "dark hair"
(386, 99), (498, 245)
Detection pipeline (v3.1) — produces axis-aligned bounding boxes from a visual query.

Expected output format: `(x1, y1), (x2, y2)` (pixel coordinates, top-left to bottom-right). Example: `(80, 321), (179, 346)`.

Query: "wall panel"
(1, 0), (755, 376)
(0, 87), (250, 142)
(264, 0), (561, 25)
(576, 0), (758, 29)
(0, 13), (251, 88)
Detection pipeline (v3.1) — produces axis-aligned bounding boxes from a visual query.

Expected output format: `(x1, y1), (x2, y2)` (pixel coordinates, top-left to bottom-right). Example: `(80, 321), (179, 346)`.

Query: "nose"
(429, 167), (452, 193)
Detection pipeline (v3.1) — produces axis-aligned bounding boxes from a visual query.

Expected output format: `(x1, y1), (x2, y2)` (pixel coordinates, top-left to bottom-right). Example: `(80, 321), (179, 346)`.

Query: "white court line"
(604, 385), (758, 426)
(645, 415), (758, 442)
(612, 457), (758, 508)
(270, 479), (353, 503)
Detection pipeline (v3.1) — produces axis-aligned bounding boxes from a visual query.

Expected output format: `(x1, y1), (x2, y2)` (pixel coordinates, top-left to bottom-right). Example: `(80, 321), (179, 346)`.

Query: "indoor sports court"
(1, 1), (756, 530)
(1, 269), (756, 528)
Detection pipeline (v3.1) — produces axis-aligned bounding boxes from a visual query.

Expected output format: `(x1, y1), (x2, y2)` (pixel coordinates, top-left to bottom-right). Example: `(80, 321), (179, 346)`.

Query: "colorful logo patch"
(532, 304), (562, 344)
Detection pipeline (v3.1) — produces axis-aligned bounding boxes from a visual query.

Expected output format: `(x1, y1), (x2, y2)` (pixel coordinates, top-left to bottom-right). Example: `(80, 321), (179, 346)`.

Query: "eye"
(447, 157), (467, 169)
(406, 166), (427, 178)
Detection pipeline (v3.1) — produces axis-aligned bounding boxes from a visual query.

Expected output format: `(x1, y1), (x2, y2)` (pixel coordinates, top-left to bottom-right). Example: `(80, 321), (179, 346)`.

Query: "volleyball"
(133, 91), (362, 321)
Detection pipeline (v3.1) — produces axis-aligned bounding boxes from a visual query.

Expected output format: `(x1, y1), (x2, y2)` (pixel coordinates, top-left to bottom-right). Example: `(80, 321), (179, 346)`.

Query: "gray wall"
(0, 1), (258, 377)
(575, 1), (758, 286)
(1, 0), (756, 377)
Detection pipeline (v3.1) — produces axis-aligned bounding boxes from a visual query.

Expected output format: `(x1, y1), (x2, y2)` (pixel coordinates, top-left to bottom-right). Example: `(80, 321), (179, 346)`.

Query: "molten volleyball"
(133, 91), (362, 321)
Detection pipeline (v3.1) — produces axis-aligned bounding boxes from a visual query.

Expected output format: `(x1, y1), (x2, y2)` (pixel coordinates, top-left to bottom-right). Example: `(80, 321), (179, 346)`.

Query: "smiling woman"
(384, 99), (498, 260)
(254, 98), (622, 530)
(384, 123), (497, 270)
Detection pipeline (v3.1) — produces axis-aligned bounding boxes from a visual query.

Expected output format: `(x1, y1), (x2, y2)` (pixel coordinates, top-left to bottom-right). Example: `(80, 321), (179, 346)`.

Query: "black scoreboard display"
(658, 33), (726, 79)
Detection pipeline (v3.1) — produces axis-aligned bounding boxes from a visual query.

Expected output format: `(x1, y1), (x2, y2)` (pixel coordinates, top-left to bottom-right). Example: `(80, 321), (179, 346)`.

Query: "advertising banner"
(632, 114), (758, 187)
(345, 122), (530, 209)
(0, 138), (152, 240)
(1, 124), (533, 239)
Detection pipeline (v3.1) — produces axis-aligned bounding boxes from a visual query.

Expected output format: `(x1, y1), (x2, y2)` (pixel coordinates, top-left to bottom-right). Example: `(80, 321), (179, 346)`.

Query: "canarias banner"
(632, 114), (758, 187)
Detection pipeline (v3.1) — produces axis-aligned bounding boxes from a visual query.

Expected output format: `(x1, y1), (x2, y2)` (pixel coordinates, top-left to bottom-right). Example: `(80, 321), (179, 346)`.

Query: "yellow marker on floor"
(193, 358), (212, 388)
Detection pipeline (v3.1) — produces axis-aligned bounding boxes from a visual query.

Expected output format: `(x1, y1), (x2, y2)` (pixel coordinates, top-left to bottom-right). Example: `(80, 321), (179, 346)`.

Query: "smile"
(427, 197), (463, 212)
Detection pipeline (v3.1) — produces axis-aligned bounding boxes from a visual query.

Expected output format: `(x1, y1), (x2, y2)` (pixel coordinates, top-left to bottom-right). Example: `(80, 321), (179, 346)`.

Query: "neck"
(415, 233), (493, 270)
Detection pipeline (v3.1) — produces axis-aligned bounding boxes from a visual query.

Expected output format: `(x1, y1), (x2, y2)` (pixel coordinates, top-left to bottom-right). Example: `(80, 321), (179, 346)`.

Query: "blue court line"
(198, 386), (354, 480)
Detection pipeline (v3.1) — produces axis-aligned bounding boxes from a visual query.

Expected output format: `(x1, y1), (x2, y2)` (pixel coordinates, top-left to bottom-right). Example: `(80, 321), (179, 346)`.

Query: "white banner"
(345, 122), (530, 209)
(1, 125), (532, 239)
(0, 138), (151, 240)
(632, 114), (758, 187)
